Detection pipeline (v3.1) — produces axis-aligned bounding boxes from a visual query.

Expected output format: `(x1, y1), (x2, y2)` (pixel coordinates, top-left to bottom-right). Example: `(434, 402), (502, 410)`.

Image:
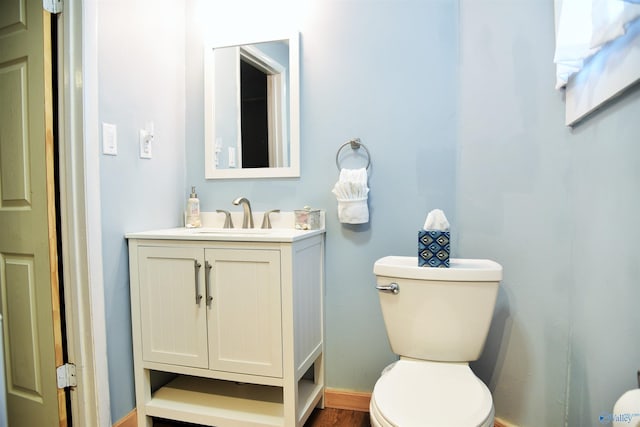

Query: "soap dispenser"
(186, 186), (201, 228)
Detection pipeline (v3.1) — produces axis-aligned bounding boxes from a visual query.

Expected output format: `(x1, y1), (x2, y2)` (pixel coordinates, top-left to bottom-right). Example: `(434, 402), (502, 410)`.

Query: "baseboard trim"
(324, 389), (371, 412)
(112, 409), (136, 427)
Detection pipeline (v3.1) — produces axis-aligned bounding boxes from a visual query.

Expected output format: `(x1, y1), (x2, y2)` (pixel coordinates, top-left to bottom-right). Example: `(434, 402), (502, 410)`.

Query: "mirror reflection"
(204, 33), (299, 179)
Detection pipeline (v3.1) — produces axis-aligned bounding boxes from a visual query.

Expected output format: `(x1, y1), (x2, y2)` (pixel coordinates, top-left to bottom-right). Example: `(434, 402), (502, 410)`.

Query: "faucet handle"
(216, 210), (234, 229)
(261, 209), (280, 229)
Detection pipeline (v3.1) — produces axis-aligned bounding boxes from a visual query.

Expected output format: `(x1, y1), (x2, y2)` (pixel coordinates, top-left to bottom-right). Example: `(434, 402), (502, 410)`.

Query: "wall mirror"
(204, 32), (300, 179)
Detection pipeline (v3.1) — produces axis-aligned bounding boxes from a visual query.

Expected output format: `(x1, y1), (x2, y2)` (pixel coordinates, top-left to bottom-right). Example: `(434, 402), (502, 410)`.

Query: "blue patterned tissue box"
(418, 230), (450, 268)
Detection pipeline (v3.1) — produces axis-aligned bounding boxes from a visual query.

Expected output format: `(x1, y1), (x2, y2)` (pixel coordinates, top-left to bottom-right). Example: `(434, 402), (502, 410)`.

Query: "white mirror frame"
(204, 31), (300, 179)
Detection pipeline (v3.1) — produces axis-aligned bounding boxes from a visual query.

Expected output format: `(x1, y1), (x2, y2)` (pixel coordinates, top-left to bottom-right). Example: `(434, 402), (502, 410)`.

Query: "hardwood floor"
(304, 408), (371, 427)
(153, 408), (371, 427)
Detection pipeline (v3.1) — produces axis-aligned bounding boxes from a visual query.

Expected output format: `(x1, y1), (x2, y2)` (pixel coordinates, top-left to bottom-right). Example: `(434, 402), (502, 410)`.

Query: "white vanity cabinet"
(127, 229), (325, 427)
(137, 246), (283, 377)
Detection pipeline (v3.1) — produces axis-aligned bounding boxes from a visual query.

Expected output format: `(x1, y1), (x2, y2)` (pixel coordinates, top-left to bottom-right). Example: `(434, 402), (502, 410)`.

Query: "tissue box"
(295, 208), (321, 230)
(418, 230), (450, 268)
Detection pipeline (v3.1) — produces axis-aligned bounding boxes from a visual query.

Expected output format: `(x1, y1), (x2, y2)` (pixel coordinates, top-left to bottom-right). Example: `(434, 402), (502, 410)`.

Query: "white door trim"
(57, 0), (111, 425)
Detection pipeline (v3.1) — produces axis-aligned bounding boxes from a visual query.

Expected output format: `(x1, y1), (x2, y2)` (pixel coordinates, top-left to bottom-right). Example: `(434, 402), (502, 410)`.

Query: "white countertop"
(125, 226), (324, 243)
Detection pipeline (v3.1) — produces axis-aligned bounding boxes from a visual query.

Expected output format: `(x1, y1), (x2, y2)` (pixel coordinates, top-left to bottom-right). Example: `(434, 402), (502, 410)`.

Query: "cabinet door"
(206, 249), (282, 377)
(137, 246), (208, 368)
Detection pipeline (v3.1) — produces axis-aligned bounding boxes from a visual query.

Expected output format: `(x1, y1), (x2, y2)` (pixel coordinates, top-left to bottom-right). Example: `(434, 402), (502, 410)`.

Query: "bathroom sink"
(193, 228), (273, 235)
(125, 211), (325, 243)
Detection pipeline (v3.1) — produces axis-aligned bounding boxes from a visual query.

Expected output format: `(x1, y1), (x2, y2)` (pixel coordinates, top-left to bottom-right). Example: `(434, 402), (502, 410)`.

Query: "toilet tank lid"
(374, 256), (502, 282)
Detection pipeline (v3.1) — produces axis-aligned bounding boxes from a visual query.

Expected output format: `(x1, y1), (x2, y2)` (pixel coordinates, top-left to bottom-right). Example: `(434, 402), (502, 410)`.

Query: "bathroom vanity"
(126, 224), (325, 427)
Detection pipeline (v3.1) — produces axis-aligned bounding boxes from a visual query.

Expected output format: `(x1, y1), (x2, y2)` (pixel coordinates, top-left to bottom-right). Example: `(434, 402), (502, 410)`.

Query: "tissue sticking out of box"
(423, 209), (450, 231)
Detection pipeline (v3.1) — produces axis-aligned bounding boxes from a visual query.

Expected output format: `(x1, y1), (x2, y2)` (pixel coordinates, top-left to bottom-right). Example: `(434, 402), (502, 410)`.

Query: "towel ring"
(335, 138), (371, 171)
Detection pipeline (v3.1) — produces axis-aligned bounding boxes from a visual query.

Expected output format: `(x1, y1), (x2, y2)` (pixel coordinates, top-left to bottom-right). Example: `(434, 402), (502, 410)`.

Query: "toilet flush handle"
(376, 282), (399, 294)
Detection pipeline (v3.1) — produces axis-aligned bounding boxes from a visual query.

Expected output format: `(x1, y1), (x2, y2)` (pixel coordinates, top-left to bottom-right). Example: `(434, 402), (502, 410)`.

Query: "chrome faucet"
(215, 210), (234, 229)
(232, 197), (254, 228)
(261, 209), (280, 229)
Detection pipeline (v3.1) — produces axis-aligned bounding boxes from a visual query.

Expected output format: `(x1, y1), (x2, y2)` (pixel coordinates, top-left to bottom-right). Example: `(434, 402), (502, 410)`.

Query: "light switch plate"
(102, 123), (118, 155)
(139, 129), (152, 159)
(228, 147), (236, 168)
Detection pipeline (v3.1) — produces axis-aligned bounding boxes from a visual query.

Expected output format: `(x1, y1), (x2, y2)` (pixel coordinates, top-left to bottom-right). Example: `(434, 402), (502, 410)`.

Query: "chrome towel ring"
(335, 138), (371, 171)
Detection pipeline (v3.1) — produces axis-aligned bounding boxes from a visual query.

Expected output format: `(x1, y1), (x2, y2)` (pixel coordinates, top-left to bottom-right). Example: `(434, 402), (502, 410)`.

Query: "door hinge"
(43, 0), (63, 14)
(56, 363), (77, 389)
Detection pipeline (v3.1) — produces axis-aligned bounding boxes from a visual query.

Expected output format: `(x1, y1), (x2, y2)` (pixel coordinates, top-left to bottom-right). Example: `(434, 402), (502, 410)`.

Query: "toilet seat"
(370, 360), (494, 427)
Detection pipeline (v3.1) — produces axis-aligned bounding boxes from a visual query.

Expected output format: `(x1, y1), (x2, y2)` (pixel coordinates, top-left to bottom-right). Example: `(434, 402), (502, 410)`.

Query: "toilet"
(371, 256), (502, 427)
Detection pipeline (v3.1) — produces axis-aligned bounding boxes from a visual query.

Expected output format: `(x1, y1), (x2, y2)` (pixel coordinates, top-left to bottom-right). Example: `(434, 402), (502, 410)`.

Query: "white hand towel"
(332, 168), (369, 224)
(339, 167), (368, 184)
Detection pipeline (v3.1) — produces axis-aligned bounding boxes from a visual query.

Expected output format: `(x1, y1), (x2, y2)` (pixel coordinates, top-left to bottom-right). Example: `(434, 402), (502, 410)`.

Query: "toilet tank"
(374, 256), (502, 363)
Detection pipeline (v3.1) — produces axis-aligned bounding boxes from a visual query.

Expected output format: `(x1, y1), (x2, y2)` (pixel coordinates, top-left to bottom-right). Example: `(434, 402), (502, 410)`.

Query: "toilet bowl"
(369, 360), (494, 427)
(372, 256), (502, 427)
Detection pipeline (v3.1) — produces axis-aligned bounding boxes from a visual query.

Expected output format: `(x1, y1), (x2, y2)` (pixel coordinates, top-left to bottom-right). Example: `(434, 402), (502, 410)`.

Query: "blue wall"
(97, 0), (187, 420)
(97, 0), (640, 424)
(458, 0), (640, 426)
(186, 0), (459, 392)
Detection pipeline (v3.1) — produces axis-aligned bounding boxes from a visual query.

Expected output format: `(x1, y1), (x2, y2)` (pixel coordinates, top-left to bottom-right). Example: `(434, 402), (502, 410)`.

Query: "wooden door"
(0, 0), (66, 426)
(137, 246), (209, 368)
(206, 248), (282, 377)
